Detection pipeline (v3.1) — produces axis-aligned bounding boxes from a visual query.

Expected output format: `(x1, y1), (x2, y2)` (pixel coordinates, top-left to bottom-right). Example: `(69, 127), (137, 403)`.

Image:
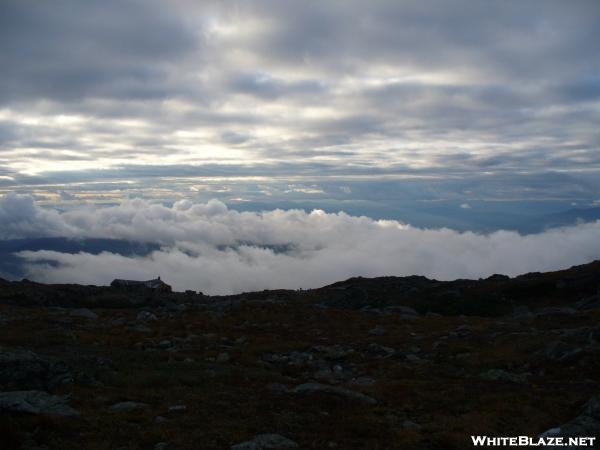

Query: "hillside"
(1, 262), (599, 449)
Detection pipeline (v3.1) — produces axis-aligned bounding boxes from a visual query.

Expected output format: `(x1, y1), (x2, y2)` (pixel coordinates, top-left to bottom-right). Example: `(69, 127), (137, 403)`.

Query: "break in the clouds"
(3, 193), (600, 294)
(1, 0), (600, 219)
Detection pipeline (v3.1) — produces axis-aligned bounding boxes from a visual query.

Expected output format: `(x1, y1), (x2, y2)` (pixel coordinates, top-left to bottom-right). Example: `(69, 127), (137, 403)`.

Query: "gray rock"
(480, 369), (529, 384)
(231, 433), (298, 449)
(168, 404), (186, 413)
(539, 395), (600, 449)
(70, 308), (98, 320)
(544, 341), (583, 362)
(450, 325), (472, 338)
(137, 311), (158, 322)
(216, 352), (231, 363)
(0, 349), (72, 392)
(401, 420), (422, 430)
(158, 340), (172, 349)
(110, 401), (150, 412)
(129, 324), (152, 333)
(312, 345), (354, 359)
(0, 390), (79, 417)
(386, 305), (418, 316)
(534, 307), (577, 317)
(405, 354), (421, 363)
(369, 325), (387, 336)
(575, 296), (600, 311)
(351, 376), (376, 386)
(292, 382), (377, 404)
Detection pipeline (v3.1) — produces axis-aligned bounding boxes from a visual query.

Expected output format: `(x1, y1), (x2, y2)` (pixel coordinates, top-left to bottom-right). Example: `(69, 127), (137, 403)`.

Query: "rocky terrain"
(1, 261), (600, 449)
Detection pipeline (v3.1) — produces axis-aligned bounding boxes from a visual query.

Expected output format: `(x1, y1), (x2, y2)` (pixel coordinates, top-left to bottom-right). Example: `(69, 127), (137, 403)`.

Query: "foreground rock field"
(1, 262), (599, 449)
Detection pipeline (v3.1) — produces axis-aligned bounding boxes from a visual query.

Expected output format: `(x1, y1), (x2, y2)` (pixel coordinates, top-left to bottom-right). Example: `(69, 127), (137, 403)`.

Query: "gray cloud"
(0, 1), (599, 219)
(0, 0), (199, 103)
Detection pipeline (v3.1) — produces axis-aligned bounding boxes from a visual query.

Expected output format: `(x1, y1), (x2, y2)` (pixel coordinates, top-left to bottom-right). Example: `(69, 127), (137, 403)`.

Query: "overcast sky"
(2, 1), (600, 212)
(1, 1), (600, 290)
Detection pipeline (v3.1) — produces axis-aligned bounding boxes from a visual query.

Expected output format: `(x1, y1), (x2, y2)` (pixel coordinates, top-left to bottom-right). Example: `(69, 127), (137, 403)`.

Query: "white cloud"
(3, 194), (600, 294)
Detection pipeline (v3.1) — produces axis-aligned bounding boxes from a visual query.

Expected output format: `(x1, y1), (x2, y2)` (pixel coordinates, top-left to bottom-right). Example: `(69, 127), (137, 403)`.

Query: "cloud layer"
(3, 193), (600, 294)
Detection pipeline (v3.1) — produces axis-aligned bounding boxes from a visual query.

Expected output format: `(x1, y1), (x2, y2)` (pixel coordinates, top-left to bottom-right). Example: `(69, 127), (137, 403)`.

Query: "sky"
(1, 1), (600, 292)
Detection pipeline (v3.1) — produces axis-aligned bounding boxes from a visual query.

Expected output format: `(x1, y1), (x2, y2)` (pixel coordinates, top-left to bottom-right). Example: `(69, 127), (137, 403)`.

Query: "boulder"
(480, 369), (529, 384)
(292, 382), (377, 404)
(369, 325), (387, 336)
(385, 305), (418, 316)
(544, 341), (583, 362)
(0, 349), (72, 391)
(231, 433), (298, 449)
(540, 395), (600, 449)
(534, 307), (577, 317)
(70, 308), (98, 320)
(137, 311), (158, 322)
(0, 390), (79, 417)
(110, 401), (150, 412)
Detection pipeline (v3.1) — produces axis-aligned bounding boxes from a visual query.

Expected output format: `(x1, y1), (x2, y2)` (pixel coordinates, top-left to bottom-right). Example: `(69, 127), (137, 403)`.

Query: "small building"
(110, 276), (172, 293)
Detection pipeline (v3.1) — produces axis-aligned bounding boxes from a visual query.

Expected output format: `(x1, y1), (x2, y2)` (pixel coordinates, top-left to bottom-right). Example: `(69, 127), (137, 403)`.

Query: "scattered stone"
(137, 311), (158, 322)
(168, 404), (186, 413)
(385, 305), (418, 316)
(216, 352), (231, 363)
(534, 307), (577, 317)
(158, 340), (172, 349)
(575, 296), (600, 311)
(480, 369), (529, 384)
(0, 390), (79, 417)
(231, 433), (299, 449)
(405, 354), (421, 363)
(293, 382), (377, 404)
(351, 376), (376, 386)
(450, 325), (472, 338)
(544, 341), (583, 362)
(129, 324), (152, 333)
(369, 325), (387, 336)
(70, 308), (98, 320)
(401, 420), (422, 430)
(366, 343), (395, 358)
(110, 401), (150, 412)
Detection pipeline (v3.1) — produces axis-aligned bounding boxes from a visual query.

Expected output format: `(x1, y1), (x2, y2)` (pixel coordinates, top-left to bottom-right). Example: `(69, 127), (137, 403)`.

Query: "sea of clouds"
(1, 192), (600, 294)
